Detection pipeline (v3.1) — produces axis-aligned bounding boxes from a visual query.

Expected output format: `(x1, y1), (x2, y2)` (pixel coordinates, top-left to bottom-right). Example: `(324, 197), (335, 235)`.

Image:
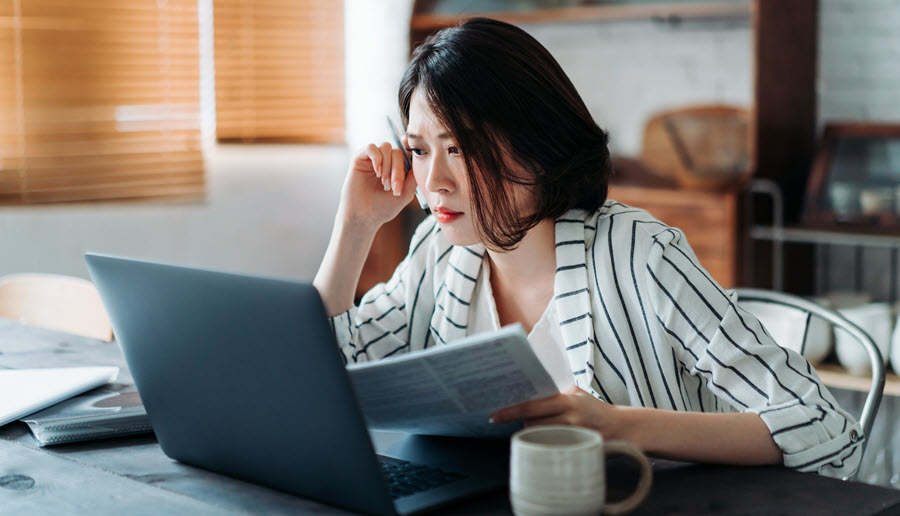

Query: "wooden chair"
(0, 273), (113, 341)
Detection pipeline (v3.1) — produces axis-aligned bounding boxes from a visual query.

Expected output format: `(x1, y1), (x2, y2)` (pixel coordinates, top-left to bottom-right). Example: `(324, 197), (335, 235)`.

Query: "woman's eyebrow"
(406, 132), (452, 140)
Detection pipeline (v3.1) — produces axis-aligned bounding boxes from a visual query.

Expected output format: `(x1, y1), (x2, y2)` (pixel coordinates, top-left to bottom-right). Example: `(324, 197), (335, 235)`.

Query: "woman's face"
(406, 88), (480, 246)
(406, 87), (540, 248)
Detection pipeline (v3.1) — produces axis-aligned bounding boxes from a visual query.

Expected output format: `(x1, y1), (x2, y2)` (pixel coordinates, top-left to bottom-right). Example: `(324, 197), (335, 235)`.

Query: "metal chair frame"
(736, 288), (885, 481)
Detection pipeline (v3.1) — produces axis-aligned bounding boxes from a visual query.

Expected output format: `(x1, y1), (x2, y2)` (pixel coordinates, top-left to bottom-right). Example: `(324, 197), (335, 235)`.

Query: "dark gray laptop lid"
(85, 253), (396, 516)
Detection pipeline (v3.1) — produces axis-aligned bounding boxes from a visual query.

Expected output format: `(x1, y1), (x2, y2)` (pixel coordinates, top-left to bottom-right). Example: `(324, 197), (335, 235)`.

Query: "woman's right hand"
(338, 142), (419, 231)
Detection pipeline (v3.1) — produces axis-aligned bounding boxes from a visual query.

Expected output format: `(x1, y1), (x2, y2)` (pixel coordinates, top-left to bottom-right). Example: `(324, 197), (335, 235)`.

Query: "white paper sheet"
(0, 366), (119, 427)
(347, 324), (559, 438)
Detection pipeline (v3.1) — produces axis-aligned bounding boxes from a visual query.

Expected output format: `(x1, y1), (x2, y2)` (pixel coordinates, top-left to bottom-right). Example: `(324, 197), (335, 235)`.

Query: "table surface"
(2, 318), (900, 515)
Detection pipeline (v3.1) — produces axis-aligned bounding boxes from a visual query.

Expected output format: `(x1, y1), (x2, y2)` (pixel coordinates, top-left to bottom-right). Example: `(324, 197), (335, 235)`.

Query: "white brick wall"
(521, 1), (900, 154)
(819, 0), (900, 124)
(815, 0), (900, 302)
(522, 18), (753, 156)
(518, 3), (900, 302)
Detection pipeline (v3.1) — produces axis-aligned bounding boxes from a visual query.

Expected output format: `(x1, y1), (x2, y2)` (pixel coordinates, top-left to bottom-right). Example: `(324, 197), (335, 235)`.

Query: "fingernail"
(393, 183), (400, 196)
(375, 168), (381, 178)
(384, 183), (390, 191)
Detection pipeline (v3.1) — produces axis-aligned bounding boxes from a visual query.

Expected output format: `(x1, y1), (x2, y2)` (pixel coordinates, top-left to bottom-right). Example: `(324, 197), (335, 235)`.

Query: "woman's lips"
(434, 208), (463, 224)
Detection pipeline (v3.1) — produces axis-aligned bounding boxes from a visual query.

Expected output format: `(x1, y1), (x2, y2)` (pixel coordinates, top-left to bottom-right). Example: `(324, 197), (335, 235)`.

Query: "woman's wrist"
(336, 205), (382, 237)
(608, 406), (691, 455)
(600, 405), (667, 455)
(314, 210), (382, 317)
(599, 407), (782, 465)
(605, 405), (643, 444)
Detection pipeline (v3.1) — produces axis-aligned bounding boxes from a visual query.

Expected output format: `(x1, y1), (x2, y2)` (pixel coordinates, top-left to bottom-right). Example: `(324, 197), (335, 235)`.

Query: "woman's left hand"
(489, 385), (624, 439)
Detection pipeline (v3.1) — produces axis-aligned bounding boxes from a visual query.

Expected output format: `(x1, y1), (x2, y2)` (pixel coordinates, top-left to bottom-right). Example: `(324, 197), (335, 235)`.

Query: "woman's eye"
(407, 147), (426, 157)
(448, 146), (460, 155)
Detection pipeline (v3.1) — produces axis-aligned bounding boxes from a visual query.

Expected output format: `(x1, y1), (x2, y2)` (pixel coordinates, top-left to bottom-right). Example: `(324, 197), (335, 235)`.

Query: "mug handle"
(602, 440), (653, 515)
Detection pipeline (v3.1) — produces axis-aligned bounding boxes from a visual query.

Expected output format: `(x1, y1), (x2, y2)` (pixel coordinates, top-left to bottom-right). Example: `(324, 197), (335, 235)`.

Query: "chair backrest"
(0, 273), (113, 341)
(736, 288), (885, 481)
(738, 300), (811, 356)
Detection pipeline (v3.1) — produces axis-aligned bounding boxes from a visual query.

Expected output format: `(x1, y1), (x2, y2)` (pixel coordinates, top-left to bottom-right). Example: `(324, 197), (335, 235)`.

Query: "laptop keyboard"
(377, 455), (467, 499)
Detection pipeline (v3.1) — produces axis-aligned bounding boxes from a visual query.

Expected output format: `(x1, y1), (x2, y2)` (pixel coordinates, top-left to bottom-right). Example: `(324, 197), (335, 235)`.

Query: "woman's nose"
(424, 157), (455, 194)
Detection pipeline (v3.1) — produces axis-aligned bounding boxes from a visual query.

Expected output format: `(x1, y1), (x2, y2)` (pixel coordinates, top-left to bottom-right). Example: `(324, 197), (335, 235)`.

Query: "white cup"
(890, 312), (900, 375)
(860, 188), (892, 216)
(829, 182), (859, 217)
(835, 302), (892, 376)
(740, 300), (832, 365)
(510, 426), (652, 516)
(805, 296), (836, 365)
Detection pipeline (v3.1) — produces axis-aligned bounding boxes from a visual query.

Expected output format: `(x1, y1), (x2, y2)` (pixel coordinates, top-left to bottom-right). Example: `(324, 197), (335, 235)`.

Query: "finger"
(523, 414), (580, 429)
(490, 394), (568, 424)
(400, 161), (418, 199)
(364, 144), (382, 177)
(378, 142), (393, 191)
(390, 148), (406, 196)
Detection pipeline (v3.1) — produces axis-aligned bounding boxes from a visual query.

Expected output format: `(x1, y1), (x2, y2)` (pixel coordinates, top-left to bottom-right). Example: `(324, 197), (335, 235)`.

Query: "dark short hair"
(399, 17), (611, 251)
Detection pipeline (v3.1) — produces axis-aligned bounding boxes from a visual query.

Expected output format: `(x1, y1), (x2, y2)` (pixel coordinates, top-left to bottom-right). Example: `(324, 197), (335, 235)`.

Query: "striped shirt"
(330, 201), (862, 478)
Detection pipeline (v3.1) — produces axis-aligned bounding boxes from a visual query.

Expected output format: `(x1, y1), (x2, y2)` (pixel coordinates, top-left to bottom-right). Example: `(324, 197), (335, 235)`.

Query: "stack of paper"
(0, 366), (119, 427)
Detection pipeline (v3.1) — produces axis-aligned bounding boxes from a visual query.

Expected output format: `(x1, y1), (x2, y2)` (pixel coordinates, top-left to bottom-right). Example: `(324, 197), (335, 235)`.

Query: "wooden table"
(2, 319), (900, 515)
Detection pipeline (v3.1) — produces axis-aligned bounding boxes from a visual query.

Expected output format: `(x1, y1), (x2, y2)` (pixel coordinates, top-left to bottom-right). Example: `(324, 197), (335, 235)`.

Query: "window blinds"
(0, 0), (204, 205)
(213, 0), (344, 143)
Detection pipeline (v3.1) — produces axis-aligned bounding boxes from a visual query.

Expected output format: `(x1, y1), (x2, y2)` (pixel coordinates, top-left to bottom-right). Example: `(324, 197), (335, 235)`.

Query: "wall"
(0, 0), (352, 283)
(818, 0), (900, 124)
(0, 1), (897, 288)
(522, 16), (753, 156)
(814, 0), (900, 300)
(344, 0), (415, 152)
(0, 145), (347, 281)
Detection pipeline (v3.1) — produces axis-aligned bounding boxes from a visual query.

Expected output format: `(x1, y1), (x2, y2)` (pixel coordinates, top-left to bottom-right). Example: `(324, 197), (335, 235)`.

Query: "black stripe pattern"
(328, 203), (863, 479)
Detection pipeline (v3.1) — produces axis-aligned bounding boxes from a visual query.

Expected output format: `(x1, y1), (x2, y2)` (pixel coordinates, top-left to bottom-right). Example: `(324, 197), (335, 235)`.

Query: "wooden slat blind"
(0, 0), (204, 205)
(213, 0), (344, 143)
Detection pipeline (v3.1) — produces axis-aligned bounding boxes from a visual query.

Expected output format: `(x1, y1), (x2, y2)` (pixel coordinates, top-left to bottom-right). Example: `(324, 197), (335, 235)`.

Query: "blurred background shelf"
(746, 178), (900, 299)
(411, 1), (751, 33)
(817, 363), (900, 397)
(751, 226), (900, 249)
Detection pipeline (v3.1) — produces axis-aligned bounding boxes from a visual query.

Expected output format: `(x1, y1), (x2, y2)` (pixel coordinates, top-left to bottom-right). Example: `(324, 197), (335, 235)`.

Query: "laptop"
(85, 253), (508, 516)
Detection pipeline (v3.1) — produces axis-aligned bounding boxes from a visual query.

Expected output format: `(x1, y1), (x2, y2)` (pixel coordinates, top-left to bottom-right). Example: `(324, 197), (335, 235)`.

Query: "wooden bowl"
(639, 104), (752, 191)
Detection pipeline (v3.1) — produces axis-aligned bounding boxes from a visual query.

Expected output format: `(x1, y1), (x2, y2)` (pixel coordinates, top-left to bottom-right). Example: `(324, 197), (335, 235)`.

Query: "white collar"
(428, 209), (599, 393)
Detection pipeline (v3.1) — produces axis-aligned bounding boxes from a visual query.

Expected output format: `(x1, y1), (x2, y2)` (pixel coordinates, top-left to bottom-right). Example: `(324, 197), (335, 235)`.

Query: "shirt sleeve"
(644, 226), (863, 478)
(328, 218), (438, 364)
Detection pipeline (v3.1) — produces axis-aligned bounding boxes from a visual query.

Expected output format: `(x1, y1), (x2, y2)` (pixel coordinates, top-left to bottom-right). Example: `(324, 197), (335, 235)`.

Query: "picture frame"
(803, 123), (900, 231)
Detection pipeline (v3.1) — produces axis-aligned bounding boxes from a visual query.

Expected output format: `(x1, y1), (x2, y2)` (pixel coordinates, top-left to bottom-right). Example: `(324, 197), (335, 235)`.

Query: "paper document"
(0, 366), (119, 427)
(347, 324), (558, 438)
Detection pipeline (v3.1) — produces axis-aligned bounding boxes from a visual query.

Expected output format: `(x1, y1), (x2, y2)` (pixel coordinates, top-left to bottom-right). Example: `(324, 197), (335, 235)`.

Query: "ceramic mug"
(829, 182), (859, 217)
(835, 302), (892, 376)
(890, 312), (900, 375)
(738, 298), (833, 365)
(805, 296), (835, 365)
(740, 300), (816, 360)
(510, 425), (652, 516)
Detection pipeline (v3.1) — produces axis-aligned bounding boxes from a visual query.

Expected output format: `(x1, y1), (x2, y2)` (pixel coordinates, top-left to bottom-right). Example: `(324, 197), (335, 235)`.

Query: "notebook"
(0, 366), (119, 427)
(21, 384), (151, 446)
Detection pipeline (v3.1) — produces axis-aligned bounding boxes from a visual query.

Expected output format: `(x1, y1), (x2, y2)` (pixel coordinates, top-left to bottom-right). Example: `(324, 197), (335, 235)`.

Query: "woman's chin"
(440, 227), (480, 247)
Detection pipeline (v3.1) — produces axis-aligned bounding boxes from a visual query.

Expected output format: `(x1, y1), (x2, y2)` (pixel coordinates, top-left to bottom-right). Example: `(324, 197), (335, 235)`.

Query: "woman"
(314, 17), (861, 478)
